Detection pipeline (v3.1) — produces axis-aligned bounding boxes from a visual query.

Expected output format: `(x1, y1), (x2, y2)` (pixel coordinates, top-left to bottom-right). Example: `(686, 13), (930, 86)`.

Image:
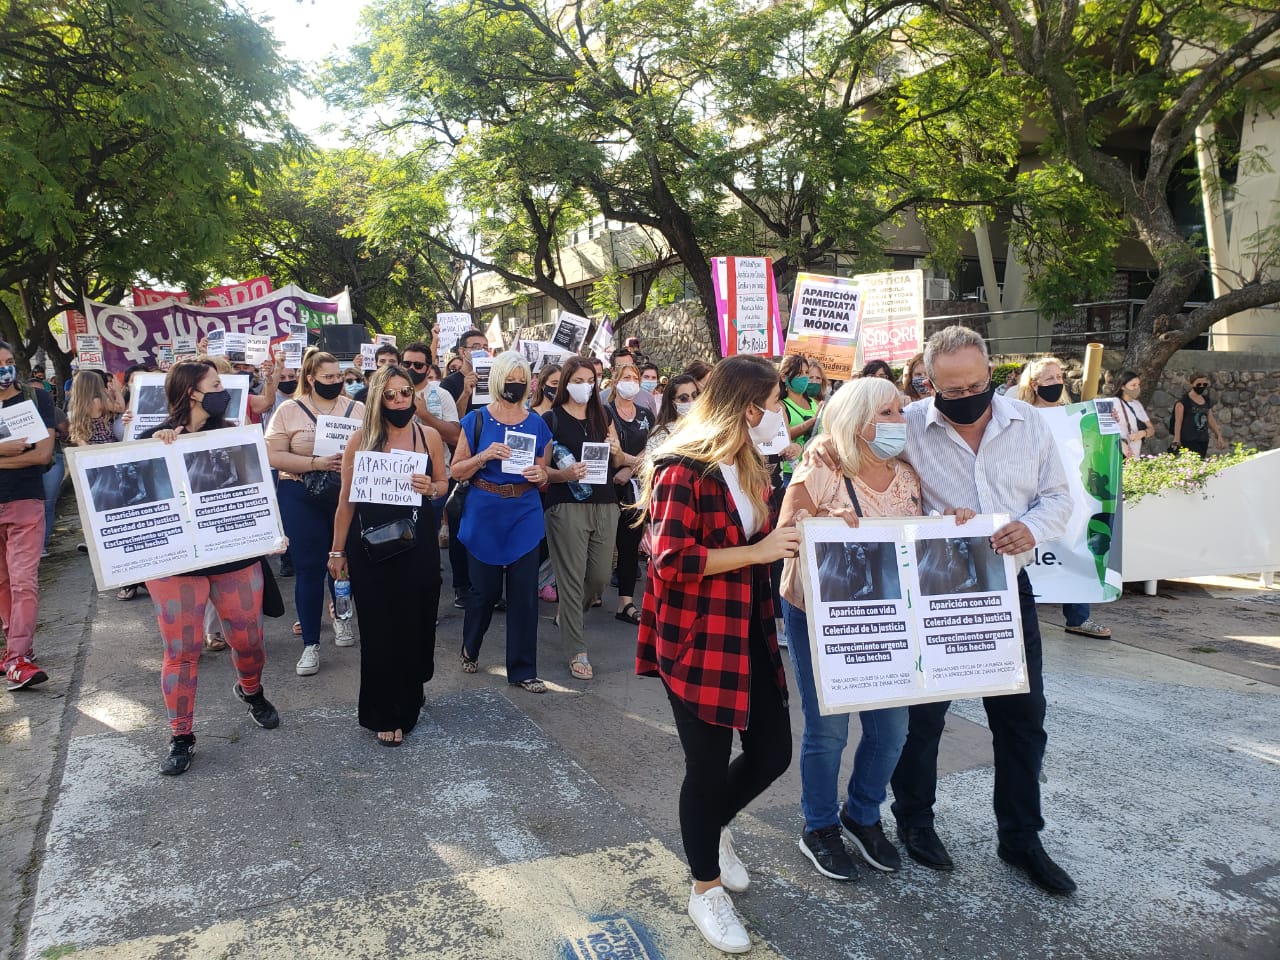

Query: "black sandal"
(460, 646), (478, 674)
(615, 603), (641, 625)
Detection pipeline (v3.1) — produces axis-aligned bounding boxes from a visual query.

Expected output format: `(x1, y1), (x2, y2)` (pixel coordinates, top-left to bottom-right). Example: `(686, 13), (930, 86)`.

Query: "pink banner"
(131, 276), (273, 308)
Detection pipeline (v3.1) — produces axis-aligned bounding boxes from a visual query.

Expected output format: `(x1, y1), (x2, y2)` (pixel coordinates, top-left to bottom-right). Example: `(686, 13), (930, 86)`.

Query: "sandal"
(460, 646), (478, 674)
(204, 632), (228, 652)
(1064, 618), (1112, 638)
(615, 603), (641, 625)
(590, 596), (603, 608)
(291, 621), (302, 636)
(116, 585), (138, 601)
(569, 655), (593, 680)
(377, 729), (403, 748)
(516, 677), (547, 694)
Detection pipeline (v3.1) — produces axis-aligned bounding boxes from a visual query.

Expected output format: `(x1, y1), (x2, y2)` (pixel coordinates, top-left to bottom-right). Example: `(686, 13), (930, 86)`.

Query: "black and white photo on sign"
(221, 374), (250, 426)
(0, 400), (53, 444)
(914, 535), (1008, 596)
(183, 443), (265, 494)
(0, 420), (12, 441)
(86, 459), (175, 513)
(503, 430), (537, 475)
(549, 312), (589, 353)
(135, 384), (167, 417)
(580, 441), (611, 485)
(814, 540), (902, 604)
(471, 350), (493, 404)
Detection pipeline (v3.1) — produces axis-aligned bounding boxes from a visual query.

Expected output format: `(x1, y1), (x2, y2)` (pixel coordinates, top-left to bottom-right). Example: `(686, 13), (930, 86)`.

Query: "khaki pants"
(545, 500), (619, 661)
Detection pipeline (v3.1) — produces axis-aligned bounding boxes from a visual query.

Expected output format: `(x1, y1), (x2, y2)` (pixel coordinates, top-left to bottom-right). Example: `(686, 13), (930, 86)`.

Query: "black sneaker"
(840, 807), (901, 872)
(234, 683), (280, 729)
(453, 590), (468, 609)
(278, 556), (294, 578)
(160, 734), (195, 776)
(493, 598), (507, 612)
(798, 825), (857, 881)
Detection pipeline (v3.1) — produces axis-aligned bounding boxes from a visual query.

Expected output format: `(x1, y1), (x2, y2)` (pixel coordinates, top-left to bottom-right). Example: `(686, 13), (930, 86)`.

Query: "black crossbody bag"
(360, 424), (426, 563)
(294, 399), (357, 506)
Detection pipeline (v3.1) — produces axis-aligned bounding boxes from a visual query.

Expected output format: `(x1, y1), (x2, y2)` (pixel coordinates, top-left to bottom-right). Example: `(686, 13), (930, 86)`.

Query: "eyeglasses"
(382, 387), (414, 401)
(674, 392), (699, 403)
(936, 380), (992, 401)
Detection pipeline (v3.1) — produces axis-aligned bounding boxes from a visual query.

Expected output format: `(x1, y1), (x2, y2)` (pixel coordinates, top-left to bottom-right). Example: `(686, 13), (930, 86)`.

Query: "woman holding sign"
(139, 360), (280, 776)
(634, 354), (799, 955)
(451, 351), (553, 693)
(328, 365), (447, 746)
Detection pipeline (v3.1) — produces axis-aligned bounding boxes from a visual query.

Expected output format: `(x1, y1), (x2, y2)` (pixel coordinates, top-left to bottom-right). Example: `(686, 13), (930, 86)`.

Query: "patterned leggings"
(145, 565), (266, 736)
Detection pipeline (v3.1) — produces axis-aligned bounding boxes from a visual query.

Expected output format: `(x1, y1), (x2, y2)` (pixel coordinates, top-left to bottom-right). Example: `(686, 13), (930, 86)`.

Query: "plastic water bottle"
(425, 383), (443, 418)
(553, 442), (593, 501)
(333, 578), (354, 620)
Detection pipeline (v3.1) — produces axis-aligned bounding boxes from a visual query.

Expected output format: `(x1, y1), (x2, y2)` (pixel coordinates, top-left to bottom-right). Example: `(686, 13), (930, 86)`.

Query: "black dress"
(345, 433), (441, 735)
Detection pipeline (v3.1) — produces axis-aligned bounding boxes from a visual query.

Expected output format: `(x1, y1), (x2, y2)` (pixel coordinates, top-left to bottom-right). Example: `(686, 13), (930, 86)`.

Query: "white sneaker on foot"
(719, 828), (750, 892)
(687, 884), (751, 954)
(296, 645), (320, 676)
(333, 617), (355, 647)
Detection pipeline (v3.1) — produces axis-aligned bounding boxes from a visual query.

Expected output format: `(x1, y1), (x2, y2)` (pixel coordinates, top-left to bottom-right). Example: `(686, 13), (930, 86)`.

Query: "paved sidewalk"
(4, 514), (1278, 959)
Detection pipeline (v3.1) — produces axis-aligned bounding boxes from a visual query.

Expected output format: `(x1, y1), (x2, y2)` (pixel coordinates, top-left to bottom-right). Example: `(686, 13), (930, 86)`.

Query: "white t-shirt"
(719, 461), (759, 538)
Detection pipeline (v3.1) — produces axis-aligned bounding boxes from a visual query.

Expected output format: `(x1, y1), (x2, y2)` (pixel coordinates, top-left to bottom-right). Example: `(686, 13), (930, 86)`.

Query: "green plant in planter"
(1122, 444), (1256, 504)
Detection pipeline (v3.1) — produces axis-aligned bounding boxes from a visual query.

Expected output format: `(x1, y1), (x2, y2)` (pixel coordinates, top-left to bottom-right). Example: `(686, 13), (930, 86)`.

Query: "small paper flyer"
(580, 441), (611, 485)
(503, 430), (537, 475)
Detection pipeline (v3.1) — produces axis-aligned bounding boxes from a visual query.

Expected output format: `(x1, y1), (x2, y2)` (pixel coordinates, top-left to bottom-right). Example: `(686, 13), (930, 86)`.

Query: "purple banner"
(83, 285), (351, 372)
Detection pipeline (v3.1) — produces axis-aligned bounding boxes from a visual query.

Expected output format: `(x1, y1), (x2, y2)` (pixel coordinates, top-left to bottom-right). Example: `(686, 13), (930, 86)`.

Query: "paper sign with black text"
(311, 416), (363, 458)
(349, 451), (427, 506)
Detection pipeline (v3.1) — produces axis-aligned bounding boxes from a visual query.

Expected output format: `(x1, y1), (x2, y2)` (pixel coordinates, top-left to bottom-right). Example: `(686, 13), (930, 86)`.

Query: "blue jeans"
(462, 544), (539, 684)
(1062, 602), (1089, 627)
(782, 599), (908, 830)
(41, 450), (65, 548)
(277, 479), (335, 647)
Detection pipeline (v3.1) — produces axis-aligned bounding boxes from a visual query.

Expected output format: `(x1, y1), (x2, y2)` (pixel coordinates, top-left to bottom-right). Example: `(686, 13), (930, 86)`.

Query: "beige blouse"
(265, 396), (365, 481)
(781, 458), (923, 610)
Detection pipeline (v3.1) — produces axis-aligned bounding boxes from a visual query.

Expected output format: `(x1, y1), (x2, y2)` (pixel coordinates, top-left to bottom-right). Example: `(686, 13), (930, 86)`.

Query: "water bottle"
(425, 383), (443, 418)
(333, 578), (354, 620)
(553, 442), (593, 501)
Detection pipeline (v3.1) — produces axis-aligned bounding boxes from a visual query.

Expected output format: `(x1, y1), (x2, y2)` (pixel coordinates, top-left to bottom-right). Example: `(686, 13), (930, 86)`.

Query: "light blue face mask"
(867, 421), (907, 460)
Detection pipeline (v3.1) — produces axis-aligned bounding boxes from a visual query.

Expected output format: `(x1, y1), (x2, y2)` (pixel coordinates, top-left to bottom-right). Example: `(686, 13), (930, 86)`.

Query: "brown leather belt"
(472, 476), (534, 498)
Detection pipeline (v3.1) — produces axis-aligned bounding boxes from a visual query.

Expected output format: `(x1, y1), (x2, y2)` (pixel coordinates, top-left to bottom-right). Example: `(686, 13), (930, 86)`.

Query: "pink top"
(780, 458), (923, 610)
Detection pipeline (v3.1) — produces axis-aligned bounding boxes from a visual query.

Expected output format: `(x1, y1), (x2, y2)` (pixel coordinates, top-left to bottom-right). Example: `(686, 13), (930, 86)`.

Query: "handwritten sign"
(437, 312), (472, 363)
(360, 343), (377, 371)
(856, 270), (924, 365)
(349, 451), (427, 506)
(312, 416), (363, 458)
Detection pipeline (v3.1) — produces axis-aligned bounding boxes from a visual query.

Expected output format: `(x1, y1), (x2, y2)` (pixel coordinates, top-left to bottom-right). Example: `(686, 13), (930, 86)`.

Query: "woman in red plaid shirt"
(635, 354), (801, 954)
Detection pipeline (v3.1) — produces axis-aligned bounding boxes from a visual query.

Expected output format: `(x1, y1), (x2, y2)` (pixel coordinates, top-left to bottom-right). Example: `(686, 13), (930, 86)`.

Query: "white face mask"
(566, 381), (594, 404)
(615, 380), (641, 400)
(748, 404), (786, 448)
(674, 401), (694, 417)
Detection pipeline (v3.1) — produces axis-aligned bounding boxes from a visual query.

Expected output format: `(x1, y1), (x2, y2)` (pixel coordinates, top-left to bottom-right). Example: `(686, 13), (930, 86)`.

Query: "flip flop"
(116, 585), (138, 601)
(292, 621), (302, 636)
(569, 655), (593, 680)
(377, 731), (401, 747)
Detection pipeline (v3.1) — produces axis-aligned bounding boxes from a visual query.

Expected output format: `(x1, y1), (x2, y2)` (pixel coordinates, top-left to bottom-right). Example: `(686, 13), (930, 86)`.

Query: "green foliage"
(992, 362), (1023, 385)
(1122, 444), (1256, 504)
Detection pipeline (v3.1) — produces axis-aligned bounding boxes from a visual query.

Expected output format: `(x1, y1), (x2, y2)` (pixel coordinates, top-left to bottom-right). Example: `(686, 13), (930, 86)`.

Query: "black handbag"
(444, 411), (485, 531)
(360, 509), (418, 563)
(295, 399), (357, 506)
(259, 557), (286, 618)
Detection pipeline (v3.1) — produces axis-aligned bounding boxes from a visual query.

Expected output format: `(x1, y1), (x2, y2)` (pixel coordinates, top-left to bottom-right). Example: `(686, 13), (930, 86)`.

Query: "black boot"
(160, 734), (195, 776)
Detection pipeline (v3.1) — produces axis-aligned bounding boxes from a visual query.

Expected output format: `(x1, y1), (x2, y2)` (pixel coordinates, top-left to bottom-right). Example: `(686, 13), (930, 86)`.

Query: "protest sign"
(517, 340), (569, 373)
(581, 442), (611, 485)
(375, 334), (397, 348)
(281, 323), (307, 369)
(712, 257), (784, 357)
(76, 335), (105, 371)
(206, 330), (248, 361)
(221, 374), (250, 426)
(244, 335), (271, 365)
(784, 273), (863, 378)
(349, 451), (426, 506)
(172, 334), (198, 358)
(1023, 401), (1123, 603)
(360, 343), (377, 371)
(855, 269), (924, 366)
(550, 312), (590, 354)
(589, 318), (615, 367)
(84, 284), (351, 373)
(437, 312), (472, 363)
(155, 345), (174, 371)
(471, 351), (493, 404)
(799, 513), (1026, 714)
(502, 430), (537, 475)
(312, 416), (363, 458)
(126, 373), (169, 440)
(0, 400), (54, 445)
(485, 316), (505, 352)
(66, 426), (284, 591)
(754, 417), (792, 457)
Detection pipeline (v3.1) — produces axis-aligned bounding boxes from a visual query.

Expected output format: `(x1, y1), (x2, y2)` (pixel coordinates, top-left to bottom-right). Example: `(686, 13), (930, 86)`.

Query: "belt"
(472, 476), (534, 498)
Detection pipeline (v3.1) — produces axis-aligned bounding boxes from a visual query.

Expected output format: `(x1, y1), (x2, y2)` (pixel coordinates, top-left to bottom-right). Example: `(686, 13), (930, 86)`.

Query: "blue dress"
(457, 408), (553, 566)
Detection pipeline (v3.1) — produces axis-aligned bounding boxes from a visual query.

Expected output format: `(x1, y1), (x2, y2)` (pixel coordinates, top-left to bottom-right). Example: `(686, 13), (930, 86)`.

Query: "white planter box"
(1122, 448), (1280, 589)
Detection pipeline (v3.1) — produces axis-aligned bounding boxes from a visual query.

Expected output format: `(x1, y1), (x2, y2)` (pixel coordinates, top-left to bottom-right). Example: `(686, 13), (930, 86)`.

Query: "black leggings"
(665, 622), (792, 881)
(615, 503), (645, 601)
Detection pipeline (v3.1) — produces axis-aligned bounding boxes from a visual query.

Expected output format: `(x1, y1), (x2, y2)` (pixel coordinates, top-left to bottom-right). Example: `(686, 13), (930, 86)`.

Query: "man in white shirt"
(889, 326), (1076, 895)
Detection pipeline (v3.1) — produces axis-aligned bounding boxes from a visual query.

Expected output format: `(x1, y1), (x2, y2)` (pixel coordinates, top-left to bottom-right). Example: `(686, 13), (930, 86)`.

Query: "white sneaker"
(333, 617), (355, 647)
(687, 884), (751, 954)
(295, 645), (320, 676)
(719, 828), (750, 892)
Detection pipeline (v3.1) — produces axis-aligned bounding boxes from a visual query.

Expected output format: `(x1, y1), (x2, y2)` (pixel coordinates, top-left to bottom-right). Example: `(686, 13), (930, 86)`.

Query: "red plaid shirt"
(636, 459), (788, 729)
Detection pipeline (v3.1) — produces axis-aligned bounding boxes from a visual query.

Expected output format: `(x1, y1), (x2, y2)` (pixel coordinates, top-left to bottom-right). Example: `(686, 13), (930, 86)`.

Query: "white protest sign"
(360, 343), (377, 371)
(281, 323), (307, 369)
(437, 312), (472, 363)
(503, 430), (537, 475)
(244, 335), (271, 365)
(76, 334), (105, 371)
(581, 441), (611, 485)
(471, 350), (493, 404)
(754, 417), (792, 456)
(221, 374), (251, 426)
(66, 426), (285, 591)
(172, 334), (198, 358)
(856, 269), (924, 366)
(155, 345), (174, 371)
(349, 451), (425, 506)
(589, 318), (615, 367)
(375, 334), (397, 348)
(0, 400), (52, 445)
(517, 340), (568, 373)
(127, 372), (169, 440)
(549, 312), (590, 353)
(312, 416), (363, 458)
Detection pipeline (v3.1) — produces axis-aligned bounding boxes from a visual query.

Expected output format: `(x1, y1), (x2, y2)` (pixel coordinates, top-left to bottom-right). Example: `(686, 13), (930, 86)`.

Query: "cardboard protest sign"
(549, 312), (590, 354)
(799, 513), (1026, 714)
(855, 269), (924, 366)
(784, 273), (862, 378)
(712, 257), (784, 357)
(349, 451), (428, 506)
(66, 426), (284, 591)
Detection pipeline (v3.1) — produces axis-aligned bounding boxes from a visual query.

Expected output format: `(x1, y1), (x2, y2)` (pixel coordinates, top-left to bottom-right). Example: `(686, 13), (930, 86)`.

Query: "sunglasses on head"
(382, 387), (414, 401)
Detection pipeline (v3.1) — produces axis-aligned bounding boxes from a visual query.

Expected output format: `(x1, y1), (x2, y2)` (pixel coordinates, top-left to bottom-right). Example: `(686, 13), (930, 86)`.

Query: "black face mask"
(1036, 383), (1064, 404)
(313, 380), (344, 401)
(199, 389), (232, 418)
(407, 368), (428, 385)
(542, 385), (558, 404)
(934, 382), (995, 425)
(1193, 388), (1210, 403)
(500, 381), (526, 404)
(384, 405), (416, 428)
(278, 379), (298, 395)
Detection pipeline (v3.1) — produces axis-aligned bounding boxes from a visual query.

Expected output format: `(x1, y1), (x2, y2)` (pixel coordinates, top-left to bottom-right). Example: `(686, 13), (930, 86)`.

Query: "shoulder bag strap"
(842, 475), (864, 518)
(294, 399), (317, 424)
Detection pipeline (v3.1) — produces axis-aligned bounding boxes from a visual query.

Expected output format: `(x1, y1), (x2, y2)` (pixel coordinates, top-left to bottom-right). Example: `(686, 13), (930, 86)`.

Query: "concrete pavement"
(3, 508), (1279, 959)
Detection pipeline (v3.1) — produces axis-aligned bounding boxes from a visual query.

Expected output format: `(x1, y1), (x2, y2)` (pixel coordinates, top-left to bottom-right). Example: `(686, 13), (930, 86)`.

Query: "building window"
(526, 297), (544, 326)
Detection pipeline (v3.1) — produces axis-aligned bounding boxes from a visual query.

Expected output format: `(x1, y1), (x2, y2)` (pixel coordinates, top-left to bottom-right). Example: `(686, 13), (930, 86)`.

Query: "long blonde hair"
(68, 371), (110, 445)
(635, 354), (778, 525)
(1017, 356), (1067, 406)
(824, 377), (903, 478)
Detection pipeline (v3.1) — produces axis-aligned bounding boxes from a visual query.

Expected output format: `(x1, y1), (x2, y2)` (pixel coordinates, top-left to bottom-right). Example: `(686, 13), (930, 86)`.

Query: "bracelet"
(328, 551), (345, 557)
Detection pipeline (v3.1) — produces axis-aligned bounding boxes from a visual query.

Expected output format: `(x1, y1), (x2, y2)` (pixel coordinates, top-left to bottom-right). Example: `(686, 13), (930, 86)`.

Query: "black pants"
(1184, 440), (1209, 458)
(890, 570), (1048, 851)
(615, 502), (645, 601)
(665, 622), (792, 881)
